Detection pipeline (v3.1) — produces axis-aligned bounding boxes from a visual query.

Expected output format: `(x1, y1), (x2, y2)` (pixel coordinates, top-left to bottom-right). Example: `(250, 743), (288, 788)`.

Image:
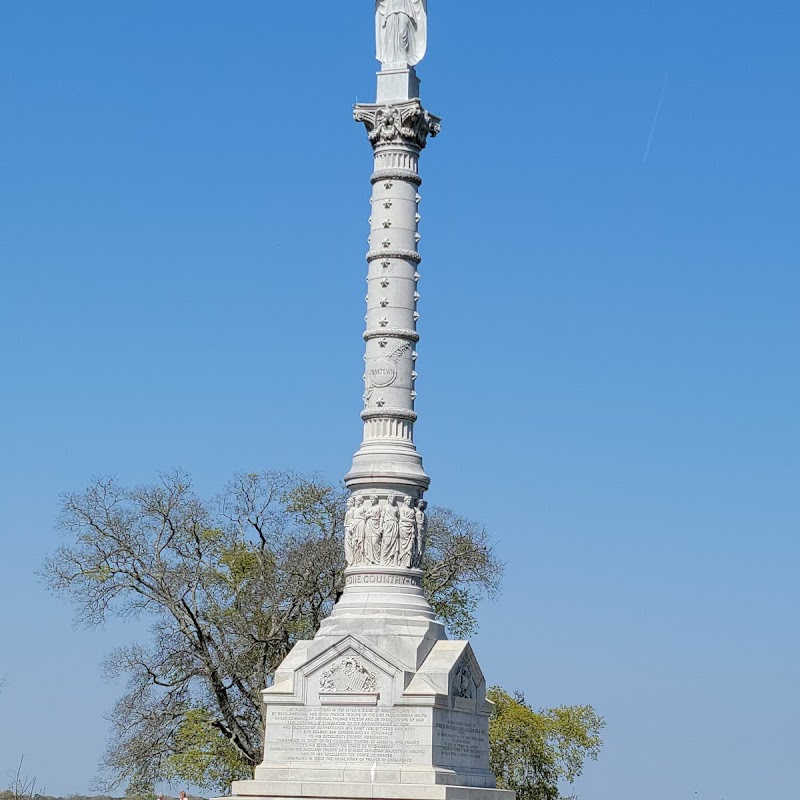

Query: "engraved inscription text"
(267, 707), (428, 764)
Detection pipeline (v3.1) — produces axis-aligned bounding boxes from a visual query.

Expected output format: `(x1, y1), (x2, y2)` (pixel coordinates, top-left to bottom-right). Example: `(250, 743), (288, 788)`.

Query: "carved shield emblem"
(319, 656), (379, 693)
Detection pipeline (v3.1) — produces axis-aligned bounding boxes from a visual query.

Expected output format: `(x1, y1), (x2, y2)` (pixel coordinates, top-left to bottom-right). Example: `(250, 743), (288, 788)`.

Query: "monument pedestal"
(377, 67), (421, 104)
(221, 575), (512, 800)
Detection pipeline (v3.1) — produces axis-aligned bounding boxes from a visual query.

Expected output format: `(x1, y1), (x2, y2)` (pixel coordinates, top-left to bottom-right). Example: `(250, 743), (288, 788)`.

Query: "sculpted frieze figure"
(350, 495), (366, 566)
(415, 499), (428, 562)
(381, 494), (402, 565)
(376, 0), (428, 67)
(344, 496), (356, 564)
(364, 496), (383, 565)
(453, 660), (475, 699)
(398, 496), (417, 568)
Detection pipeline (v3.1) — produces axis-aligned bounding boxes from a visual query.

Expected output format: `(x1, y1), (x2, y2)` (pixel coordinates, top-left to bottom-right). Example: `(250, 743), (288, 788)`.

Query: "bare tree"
(4, 757), (40, 800)
(42, 471), (503, 793)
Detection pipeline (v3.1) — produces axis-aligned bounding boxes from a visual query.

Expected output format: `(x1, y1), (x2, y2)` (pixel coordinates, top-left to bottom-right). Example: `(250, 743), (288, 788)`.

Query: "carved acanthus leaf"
(355, 101), (442, 151)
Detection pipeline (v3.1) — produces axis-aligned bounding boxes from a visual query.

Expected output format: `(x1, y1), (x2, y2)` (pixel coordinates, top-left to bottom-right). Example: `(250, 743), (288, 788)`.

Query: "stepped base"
(225, 780), (513, 800)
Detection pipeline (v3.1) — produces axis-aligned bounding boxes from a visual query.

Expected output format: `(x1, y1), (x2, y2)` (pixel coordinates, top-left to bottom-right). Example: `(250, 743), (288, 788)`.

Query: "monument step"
(225, 780), (515, 800)
(252, 767), (496, 787)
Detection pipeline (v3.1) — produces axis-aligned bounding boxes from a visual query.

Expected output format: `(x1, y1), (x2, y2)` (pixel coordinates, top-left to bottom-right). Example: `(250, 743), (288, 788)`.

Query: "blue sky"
(1, 2), (798, 798)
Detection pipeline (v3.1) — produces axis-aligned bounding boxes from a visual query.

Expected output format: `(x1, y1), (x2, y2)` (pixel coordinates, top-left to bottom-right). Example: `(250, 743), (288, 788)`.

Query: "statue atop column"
(376, 0), (428, 67)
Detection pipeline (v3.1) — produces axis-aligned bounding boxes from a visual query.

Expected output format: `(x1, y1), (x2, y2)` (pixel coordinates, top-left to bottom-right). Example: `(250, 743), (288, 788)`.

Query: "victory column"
(221, 5), (514, 800)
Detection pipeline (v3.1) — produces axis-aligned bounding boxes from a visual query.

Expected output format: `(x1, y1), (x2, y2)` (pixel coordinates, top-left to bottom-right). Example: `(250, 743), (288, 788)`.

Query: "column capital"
(354, 100), (442, 151)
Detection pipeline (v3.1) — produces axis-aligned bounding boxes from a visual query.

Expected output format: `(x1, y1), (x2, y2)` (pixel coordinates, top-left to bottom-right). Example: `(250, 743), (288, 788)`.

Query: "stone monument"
(222, 6), (513, 800)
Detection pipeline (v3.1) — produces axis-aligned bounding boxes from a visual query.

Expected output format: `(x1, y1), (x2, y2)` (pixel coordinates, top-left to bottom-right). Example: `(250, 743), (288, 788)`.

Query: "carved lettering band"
(345, 573), (423, 587)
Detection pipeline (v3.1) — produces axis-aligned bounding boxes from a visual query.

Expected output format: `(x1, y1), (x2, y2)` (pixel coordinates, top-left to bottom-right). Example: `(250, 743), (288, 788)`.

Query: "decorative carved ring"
(366, 249), (422, 264)
(371, 169), (422, 186)
(361, 407), (418, 422)
(363, 328), (420, 342)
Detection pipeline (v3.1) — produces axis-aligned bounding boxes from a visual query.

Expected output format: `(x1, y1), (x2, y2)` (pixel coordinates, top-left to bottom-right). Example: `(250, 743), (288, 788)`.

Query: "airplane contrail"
(643, 73), (669, 165)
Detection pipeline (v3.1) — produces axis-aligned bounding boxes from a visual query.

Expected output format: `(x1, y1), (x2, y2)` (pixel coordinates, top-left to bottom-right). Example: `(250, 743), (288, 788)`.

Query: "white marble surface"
(376, 0), (428, 67)
(218, 8), (514, 800)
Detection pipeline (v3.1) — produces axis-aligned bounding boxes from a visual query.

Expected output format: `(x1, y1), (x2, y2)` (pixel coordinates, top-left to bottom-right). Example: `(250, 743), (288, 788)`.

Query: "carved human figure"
(344, 496), (356, 565)
(380, 494), (401, 566)
(415, 499), (428, 563)
(351, 496), (367, 566)
(375, 0), (428, 67)
(398, 496), (418, 568)
(454, 661), (475, 699)
(363, 496), (383, 565)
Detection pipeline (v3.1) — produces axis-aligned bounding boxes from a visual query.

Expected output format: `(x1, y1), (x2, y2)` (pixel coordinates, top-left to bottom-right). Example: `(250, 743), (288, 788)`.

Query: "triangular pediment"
(401, 640), (487, 708)
(300, 633), (407, 679)
(263, 634), (409, 705)
(451, 642), (484, 686)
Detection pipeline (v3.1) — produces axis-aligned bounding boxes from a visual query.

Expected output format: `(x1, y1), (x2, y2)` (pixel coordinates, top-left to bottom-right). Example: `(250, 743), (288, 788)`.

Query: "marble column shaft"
(345, 96), (441, 511)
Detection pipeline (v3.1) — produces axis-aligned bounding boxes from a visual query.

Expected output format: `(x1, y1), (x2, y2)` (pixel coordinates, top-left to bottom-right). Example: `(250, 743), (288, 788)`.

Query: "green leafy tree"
(42, 471), (503, 792)
(488, 687), (605, 800)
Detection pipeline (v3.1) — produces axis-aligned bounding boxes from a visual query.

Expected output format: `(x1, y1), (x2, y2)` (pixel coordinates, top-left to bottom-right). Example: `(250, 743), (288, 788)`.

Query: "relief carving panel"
(345, 494), (428, 569)
(319, 656), (379, 694)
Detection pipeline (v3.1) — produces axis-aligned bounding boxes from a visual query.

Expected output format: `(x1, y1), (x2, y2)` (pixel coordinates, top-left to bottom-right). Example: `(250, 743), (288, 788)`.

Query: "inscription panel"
(345, 573), (422, 587)
(367, 357), (398, 388)
(266, 706), (430, 765)
(433, 710), (490, 771)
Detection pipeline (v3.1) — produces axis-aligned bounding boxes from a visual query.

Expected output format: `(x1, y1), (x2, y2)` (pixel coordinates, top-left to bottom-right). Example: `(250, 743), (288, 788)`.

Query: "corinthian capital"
(354, 101), (441, 151)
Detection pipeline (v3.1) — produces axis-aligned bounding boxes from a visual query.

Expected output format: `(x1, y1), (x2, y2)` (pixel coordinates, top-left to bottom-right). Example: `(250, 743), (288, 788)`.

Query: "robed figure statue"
(376, 0), (428, 67)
